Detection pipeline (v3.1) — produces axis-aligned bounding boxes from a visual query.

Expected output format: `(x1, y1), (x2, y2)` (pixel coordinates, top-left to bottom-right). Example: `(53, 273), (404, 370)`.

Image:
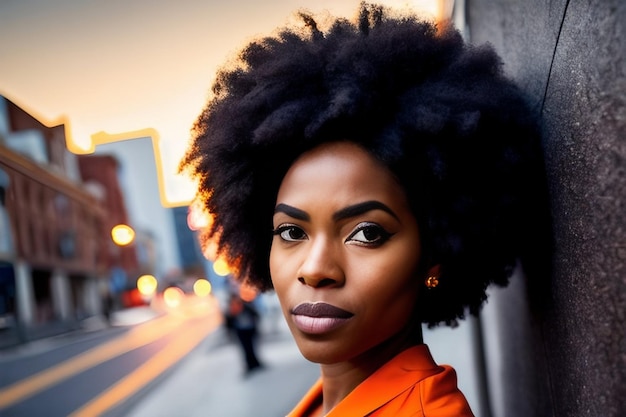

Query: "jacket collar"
(288, 345), (443, 417)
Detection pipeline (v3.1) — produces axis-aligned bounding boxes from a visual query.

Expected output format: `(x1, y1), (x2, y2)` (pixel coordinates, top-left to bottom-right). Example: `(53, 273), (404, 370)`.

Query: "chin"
(299, 349), (341, 365)
(294, 339), (332, 364)
(293, 337), (361, 365)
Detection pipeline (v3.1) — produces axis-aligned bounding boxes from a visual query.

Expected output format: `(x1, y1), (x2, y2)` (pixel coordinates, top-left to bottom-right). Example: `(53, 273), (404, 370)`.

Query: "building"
(76, 153), (150, 309)
(90, 137), (181, 283)
(0, 96), (118, 346)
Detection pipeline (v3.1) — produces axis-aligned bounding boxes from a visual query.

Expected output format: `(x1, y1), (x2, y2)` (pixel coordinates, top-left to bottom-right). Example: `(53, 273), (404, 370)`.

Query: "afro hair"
(180, 3), (552, 326)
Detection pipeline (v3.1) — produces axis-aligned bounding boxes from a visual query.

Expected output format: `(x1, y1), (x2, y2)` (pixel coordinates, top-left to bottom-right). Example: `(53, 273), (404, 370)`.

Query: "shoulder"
(365, 363), (474, 417)
(364, 346), (475, 416)
(328, 346), (475, 416)
(418, 365), (475, 416)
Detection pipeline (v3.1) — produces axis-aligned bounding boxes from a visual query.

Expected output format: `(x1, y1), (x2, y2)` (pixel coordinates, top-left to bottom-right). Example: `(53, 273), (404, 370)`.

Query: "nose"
(297, 236), (345, 288)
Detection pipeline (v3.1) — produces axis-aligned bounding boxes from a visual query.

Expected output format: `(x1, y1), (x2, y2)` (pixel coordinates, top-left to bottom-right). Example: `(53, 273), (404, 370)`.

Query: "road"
(0, 295), (223, 417)
(115, 311), (320, 417)
(0, 293), (320, 417)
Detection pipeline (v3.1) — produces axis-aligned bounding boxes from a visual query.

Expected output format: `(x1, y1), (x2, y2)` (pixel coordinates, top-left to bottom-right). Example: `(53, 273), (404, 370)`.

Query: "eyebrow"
(333, 201), (399, 221)
(273, 200), (399, 222)
(274, 203), (310, 221)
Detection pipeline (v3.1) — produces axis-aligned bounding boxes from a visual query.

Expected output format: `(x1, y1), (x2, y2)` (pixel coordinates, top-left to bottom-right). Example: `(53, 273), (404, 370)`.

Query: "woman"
(181, 3), (551, 416)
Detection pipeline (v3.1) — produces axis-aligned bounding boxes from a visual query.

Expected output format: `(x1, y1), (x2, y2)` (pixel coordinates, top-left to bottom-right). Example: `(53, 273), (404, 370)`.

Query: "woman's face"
(269, 141), (422, 364)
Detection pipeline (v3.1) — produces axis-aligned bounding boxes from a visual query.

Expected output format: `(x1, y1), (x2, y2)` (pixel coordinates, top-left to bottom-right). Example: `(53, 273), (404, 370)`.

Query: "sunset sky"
(0, 0), (444, 206)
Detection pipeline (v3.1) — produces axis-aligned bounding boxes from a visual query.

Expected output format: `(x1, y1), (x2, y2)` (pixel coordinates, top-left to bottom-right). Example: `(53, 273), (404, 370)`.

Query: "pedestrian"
(180, 3), (551, 416)
(225, 291), (264, 376)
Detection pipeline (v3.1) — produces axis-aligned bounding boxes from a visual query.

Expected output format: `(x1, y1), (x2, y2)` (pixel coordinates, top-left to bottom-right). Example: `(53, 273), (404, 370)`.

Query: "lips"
(291, 302), (353, 334)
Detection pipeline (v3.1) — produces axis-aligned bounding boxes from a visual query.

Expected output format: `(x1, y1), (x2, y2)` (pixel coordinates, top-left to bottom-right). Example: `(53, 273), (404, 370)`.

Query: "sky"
(0, 0), (444, 206)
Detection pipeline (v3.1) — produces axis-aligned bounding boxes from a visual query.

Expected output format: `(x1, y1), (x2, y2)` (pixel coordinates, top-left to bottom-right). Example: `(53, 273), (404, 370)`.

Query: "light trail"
(0, 297), (220, 411)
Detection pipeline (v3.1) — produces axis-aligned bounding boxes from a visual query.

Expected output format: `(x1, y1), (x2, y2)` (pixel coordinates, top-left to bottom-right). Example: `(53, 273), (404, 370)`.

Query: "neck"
(319, 324), (423, 415)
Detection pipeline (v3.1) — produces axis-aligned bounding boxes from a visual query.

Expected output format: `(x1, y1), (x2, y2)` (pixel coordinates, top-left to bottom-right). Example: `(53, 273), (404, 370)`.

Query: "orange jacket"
(287, 345), (474, 417)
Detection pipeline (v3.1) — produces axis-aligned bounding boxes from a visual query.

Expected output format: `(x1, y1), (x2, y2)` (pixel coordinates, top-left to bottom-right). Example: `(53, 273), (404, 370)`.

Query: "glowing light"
(239, 284), (258, 302)
(187, 199), (213, 231)
(193, 279), (212, 297)
(163, 286), (184, 308)
(137, 275), (158, 296)
(202, 239), (219, 262)
(111, 224), (135, 246)
(212, 258), (231, 277)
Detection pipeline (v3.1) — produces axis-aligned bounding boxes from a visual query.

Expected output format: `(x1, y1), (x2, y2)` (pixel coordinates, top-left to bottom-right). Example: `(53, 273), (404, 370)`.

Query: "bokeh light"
(193, 279), (212, 297)
(137, 275), (158, 296)
(163, 286), (184, 308)
(239, 284), (257, 302)
(212, 258), (231, 276)
(111, 224), (135, 246)
(187, 199), (213, 231)
(202, 239), (219, 262)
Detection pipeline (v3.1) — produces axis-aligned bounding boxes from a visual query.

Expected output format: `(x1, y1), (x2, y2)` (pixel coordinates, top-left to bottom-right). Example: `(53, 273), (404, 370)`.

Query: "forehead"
(275, 141), (408, 208)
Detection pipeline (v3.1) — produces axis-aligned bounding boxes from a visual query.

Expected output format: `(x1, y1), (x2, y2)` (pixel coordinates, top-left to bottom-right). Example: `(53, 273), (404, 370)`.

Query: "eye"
(346, 222), (393, 246)
(272, 224), (307, 242)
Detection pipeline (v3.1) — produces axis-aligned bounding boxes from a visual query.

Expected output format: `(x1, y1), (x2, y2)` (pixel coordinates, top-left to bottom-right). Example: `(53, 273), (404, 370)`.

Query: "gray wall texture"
(468, 0), (625, 416)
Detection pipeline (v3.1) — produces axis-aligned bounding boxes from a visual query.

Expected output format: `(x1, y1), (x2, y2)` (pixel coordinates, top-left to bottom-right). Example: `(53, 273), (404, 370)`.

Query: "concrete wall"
(467, 1), (625, 416)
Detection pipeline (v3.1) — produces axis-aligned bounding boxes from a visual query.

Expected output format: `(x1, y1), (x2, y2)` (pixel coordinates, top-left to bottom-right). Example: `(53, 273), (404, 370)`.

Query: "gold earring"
(425, 265), (440, 289)
(425, 275), (439, 288)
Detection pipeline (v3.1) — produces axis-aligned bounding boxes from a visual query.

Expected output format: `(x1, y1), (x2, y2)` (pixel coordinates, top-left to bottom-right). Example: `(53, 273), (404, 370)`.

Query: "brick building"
(0, 96), (134, 346)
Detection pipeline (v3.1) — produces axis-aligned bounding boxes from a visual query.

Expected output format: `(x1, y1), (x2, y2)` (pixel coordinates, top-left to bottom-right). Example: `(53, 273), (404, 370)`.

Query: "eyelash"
(272, 222), (393, 247)
(272, 224), (306, 242)
(345, 222), (393, 247)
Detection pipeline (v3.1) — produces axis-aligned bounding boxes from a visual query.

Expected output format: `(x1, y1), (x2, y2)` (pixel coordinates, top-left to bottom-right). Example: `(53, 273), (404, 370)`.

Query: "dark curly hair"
(180, 3), (551, 326)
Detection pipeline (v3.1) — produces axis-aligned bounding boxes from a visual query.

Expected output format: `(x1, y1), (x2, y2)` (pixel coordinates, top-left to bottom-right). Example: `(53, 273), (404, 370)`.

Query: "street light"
(111, 224), (135, 246)
(137, 274), (158, 296)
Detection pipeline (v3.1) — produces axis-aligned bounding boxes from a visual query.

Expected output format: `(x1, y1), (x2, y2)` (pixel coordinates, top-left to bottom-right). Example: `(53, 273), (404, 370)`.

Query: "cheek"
(269, 248), (297, 322)
(269, 245), (289, 292)
(269, 248), (280, 285)
(364, 249), (421, 307)
(369, 259), (420, 322)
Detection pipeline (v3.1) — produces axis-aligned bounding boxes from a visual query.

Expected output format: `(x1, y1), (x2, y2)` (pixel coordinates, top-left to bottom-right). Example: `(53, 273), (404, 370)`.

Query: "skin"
(269, 141), (423, 414)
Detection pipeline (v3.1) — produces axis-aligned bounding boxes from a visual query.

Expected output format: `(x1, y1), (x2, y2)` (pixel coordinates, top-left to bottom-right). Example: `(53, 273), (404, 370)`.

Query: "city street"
(113, 308), (319, 417)
(0, 294), (319, 417)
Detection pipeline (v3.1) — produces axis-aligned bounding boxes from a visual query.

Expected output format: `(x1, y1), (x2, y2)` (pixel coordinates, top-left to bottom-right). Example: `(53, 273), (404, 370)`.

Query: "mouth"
(290, 302), (354, 335)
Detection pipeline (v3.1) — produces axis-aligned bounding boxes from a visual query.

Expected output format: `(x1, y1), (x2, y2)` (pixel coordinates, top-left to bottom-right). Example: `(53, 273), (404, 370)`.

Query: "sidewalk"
(113, 315), (320, 417)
